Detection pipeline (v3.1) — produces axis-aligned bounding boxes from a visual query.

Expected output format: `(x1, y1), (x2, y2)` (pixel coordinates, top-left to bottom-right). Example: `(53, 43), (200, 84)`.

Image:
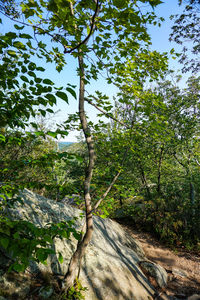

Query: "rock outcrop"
(0, 190), (168, 299)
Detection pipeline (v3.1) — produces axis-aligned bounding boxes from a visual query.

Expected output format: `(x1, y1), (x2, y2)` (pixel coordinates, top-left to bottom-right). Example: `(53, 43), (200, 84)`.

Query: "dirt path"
(119, 222), (200, 299)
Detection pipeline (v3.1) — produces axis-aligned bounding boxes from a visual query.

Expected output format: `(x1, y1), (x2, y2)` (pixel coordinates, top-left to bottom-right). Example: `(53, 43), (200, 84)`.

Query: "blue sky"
(1, 0), (190, 141)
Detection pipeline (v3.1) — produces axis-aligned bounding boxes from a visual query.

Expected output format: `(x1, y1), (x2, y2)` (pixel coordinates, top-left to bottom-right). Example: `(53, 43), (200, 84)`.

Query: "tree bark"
(139, 162), (151, 198)
(62, 54), (95, 290)
(61, 1), (101, 290)
(157, 146), (164, 195)
(174, 153), (195, 206)
(190, 181), (195, 205)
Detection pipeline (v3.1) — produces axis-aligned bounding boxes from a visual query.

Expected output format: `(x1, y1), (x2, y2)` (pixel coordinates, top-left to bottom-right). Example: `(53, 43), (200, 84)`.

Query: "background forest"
(0, 0), (200, 297)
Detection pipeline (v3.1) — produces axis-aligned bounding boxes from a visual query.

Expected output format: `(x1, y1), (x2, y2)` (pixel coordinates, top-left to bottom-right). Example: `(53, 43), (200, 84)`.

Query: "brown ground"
(118, 221), (200, 300)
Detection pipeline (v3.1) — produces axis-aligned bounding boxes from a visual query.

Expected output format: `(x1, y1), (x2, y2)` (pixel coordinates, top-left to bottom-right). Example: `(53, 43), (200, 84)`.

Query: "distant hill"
(58, 142), (73, 150)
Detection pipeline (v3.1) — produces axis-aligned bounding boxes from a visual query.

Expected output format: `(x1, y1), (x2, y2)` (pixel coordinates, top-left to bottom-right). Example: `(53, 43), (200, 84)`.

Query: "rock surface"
(172, 268), (188, 278)
(139, 260), (168, 288)
(188, 295), (200, 300)
(38, 286), (54, 299)
(0, 189), (166, 299)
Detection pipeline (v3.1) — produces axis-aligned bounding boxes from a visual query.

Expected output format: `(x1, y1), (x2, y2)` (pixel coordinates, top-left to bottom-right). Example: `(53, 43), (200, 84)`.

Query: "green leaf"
(47, 131), (57, 138)
(7, 50), (17, 57)
(35, 131), (45, 137)
(28, 62), (36, 70)
(0, 134), (5, 142)
(20, 75), (29, 83)
(13, 232), (20, 239)
(113, 0), (128, 9)
(149, 0), (163, 8)
(0, 238), (9, 249)
(39, 110), (46, 117)
(35, 77), (42, 83)
(28, 71), (36, 77)
(61, 230), (70, 239)
(14, 24), (25, 30)
(75, 155), (83, 162)
(72, 231), (82, 241)
(36, 66), (45, 72)
(30, 122), (38, 129)
(58, 252), (63, 263)
(36, 248), (48, 263)
(43, 79), (54, 85)
(13, 263), (25, 272)
(66, 87), (76, 99)
(13, 41), (26, 50)
(43, 235), (53, 244)
(46, 108), (54, 113)
(45, 93), (57, 104)
(19, 33), (33, 39)
(99, 214), (107, 219)
(57, 130), (69, 137)
(56, 91), (68, 103)
(86, 25), (90, 35)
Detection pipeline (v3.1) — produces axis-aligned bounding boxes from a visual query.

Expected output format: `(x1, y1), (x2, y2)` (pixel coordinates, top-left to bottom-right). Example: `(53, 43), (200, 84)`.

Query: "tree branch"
(85, 97), (128, 128)
(0, 11), (57, 40)
(92, 171), (121, 213)
(64, 0), (100, 54)
(195, 157), (200, 166)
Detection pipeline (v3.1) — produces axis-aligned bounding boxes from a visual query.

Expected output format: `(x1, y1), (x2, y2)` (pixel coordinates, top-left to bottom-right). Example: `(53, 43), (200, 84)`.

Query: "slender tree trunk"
(174, 154), (195, 207)
(139, 162), (151, 198)
(190, 181), (195, 205)
(61, 0), (101, 289)
(157, 146), (164, 195)
(62, 55), (95, 290)
(185, 166), (195, 206)
(119, 195), (123, 207)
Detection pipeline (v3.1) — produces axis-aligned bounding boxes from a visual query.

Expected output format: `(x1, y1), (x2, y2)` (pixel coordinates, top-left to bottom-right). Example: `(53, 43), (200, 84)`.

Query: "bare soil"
(117, 220), (200, 300)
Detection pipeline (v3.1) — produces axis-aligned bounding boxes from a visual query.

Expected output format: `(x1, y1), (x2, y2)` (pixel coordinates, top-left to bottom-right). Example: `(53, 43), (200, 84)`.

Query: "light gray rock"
(188, 295), (200, 300)
(138, 260), (168, 288)
(1, 189), (166, 300)
(0, 272), (30, 299)
(38, 286), (54, 299)
(172, 268), (188, 278)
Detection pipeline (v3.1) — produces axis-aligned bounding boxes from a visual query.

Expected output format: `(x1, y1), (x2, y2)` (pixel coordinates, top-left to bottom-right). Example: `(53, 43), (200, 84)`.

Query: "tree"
(170, 0), (200, 72)
(0, 24), (73, 195)
(92, 76), (200, 248)
(0, 0), (169, 292)
(0, 15), (84, 275)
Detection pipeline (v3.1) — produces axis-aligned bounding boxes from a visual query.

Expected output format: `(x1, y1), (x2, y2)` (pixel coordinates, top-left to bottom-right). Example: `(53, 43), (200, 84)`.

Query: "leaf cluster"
(0, 217), (82, 272)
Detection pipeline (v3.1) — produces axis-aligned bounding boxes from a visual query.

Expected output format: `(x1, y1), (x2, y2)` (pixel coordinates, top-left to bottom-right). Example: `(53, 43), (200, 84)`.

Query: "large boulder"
(0, 190), (165, 299)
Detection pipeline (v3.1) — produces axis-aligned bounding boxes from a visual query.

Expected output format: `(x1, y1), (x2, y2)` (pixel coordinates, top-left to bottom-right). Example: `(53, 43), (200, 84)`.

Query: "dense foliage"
(91, 77), (200, 249)
(171, 0), (200, 72)
(0, 19), (81, 276)
(0, 0), (199, 298)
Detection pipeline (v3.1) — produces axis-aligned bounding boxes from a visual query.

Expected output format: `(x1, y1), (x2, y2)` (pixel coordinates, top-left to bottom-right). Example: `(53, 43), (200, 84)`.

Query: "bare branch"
(195, 157), (200, 166)
(0, 11), (57, 40)
(85, 97), (128, 128)
(174, 153), (186, 168)
(92, 171), (121, 213)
